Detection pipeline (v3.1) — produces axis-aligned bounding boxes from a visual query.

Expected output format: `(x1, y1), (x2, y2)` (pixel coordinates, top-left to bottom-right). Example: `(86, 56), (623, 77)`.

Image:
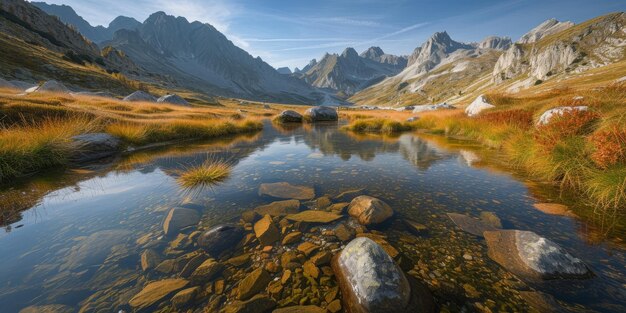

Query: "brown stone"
(333, 188), (365, 202)
(315, 196), (332, 209)
(297, 242), (320, 256)
(303, 261), (320, 279)
(281, 269), (292, 284)
(286, 210), (342, 223)
(255, 199), (301, 216)
(282, 231), (303, 245)
(309, 251), (332, 266)
(190, 258), (224, 281)
(224, 294), (276, 313)
(179, 253), (209, 277)
(129, 278), (189, 310)
(334, 224), (354, 242)
(348, 196), (393, 225)
(215, 279), (225, 295)
(238, 267), (272, 300)
(155, 259), (176, 274)
(328, 202), (349, 214)
(171, 286), (200, 308)
(272, 305), (326, 313)
(533, 203), (577, 217)
(259, 182), (315, 200)
(163, 207), (200, 236)
(254, 214), (281, 246)
(447, 213), (499, 237)
(227, 253), (251, 267)
(327, 299), (342, 313)
(140, 249), (160, 271)
(242, 211), (261, 223)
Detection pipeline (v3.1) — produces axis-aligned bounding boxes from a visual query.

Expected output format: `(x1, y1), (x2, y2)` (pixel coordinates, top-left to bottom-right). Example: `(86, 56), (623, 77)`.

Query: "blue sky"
(40, 0), (625, 69)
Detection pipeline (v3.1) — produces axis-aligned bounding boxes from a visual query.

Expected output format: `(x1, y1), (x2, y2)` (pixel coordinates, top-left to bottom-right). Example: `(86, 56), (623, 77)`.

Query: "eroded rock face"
(304, 106), (338, 122)
(465, 95), (495, 117)
(536, 106), (588, 125)
(69, 133), (121, 163)
(163, 207), (200, 236)
(332, 237), (411, 313)
(276, 110), (303, 123)
(198, 224), (245, 256)
(123, 90), (157, 102)
(258, 182), (315, 200)
(484, 230), (592, 280)
(348, 196), (393, 225)
(157, 94), (190, 106)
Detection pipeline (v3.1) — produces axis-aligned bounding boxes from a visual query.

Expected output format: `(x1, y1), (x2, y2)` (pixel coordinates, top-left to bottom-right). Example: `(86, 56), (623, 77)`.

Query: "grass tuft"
(176, 159), (231, 189)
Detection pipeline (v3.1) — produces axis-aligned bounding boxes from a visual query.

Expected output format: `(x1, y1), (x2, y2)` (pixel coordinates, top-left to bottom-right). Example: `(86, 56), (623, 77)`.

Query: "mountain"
(31, 2), (140, 43)
(295, 47), (408, 96)
(350, 32), (511, 106)
(104, 11), (319, 103)
(276, 67), (292, 74)
(493, 13), (626, 90)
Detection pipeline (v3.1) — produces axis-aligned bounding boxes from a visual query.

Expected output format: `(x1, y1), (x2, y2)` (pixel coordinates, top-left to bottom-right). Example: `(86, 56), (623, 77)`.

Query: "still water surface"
(0, 122), (624, 312)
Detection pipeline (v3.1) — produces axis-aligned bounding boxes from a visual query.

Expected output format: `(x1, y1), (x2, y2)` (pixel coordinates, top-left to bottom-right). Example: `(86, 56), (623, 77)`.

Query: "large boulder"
(332, 237), (433, 313)
(276, 110), (303, 123)
(198, 224), (245, 256)
(304, 106), (338, 122)
(484, 230), (592, 280)
(536, 106), (588, 125)
(163, 207), (200, 236)
(69, 133), (121, 163)
(32, 80), (70, 93)
(412, 103), (456, 113)
(348, 196), (393, 225)
(259, 182), (315, 200)
(465, 95), (495, 117)
(157, 94), (190, 106)
(123, 90), (157, 102)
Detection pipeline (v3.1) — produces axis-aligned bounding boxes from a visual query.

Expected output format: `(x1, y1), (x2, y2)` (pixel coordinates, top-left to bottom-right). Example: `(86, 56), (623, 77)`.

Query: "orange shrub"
(477, 109), (534, 129)
(589, 126), (626, 169)
(534, 109), (600, 150)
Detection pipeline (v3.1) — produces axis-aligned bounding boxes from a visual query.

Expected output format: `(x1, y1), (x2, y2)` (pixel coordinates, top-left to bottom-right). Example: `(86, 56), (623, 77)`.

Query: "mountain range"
(2, 0), (625, 106)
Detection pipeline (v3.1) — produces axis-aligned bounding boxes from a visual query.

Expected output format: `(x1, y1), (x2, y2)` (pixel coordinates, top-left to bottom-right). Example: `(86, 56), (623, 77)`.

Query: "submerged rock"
(273, 305), (326, 313)
(123, 90), (157, 102)
(484, 230), (592, 280)
(286, 210), (342, 223)
(348, 196), (393, 225)
(259, 182), (315, 200)
(198, 224), (245, 256)
(129, 278), (189, 310)
(465, 94), (495, 117)
(255, 199), (301, 216)
(304, 106), (338, 122)
(63, 229), (131, 270)
(19, 304), (74, 313)
(254, 214), (280, 245)
(533, 203), (576, 217)
(224, 294), (276, 313)
(171, 286), (200, 308)
(536, 106), (588, 125)
(163, 207), (200, 236)
(332, 237), (410, 312)
(333, 188), (366, 202)
(69, 133), (121, 163)
(157, 94), (190, 106)
(237, 267), (272, 300)
(141, 249), (160, 271)
(447, 213), (500, 237)
(276, 110), (303, 123)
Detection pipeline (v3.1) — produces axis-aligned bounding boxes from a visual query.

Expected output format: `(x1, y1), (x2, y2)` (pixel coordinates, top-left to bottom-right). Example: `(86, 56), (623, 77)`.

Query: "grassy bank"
(344, 84), (626, 218)
(0, 88), (264, 183)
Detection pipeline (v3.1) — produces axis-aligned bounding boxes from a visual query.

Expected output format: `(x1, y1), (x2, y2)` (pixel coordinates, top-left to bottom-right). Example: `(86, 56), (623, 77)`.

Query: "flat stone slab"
(447, 213), (499, 237)
(259, 182), (315, 200)
(286, 210), (342, 223)
(255, 199), (300, 216)
(129, 278), (189, 310)
(533, 203), (577, 217)
(484, 230), (592, 280)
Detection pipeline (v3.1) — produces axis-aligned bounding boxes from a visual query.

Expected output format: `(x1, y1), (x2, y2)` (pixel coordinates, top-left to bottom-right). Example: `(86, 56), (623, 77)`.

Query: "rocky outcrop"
(478, 36), (512, 50)
(333, 237), (433, 313)
(536, 106), (588, 125)
(69, 133), (121, 163)
(518, 18), (575, 44)
(198, 224), (245, 256)
(123, 90), (157, 102)
(304, 106), (338, 122)
(276, 67), (292, 74)
(484, 230), (592, 280)
(157, 94), (190, 106)
(275, 110), (303, 123)
(465, 95), (495, 117)
(348, 196), (393, 225)
(412, 103), (456, 113)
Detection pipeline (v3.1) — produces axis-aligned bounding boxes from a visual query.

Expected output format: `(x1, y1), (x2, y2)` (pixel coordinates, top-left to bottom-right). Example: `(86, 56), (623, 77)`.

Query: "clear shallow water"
(0, 121), (624, 312)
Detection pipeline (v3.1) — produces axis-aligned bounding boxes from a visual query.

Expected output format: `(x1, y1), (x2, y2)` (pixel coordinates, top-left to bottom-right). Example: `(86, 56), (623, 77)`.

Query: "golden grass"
(176, 159), (231, 189)
(342, 118), (416, 134)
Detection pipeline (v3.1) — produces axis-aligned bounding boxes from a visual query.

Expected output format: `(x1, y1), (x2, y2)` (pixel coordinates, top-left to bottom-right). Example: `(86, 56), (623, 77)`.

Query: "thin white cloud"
(304, 17), (383, 27)
(244, 38), (355, 42)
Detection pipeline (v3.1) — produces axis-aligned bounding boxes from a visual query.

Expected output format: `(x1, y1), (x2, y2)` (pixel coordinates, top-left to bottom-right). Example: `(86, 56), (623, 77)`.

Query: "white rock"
(465, 95), (495, 117)
(412, 103), (455, 113)
(536, 106), (588, 125)
(157, 94), (190, 106)
(123, 90), (157, 102)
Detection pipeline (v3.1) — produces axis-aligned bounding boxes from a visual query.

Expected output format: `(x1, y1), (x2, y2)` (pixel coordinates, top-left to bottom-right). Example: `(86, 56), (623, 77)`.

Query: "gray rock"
(465, 95), (494, 117)
(536, 106), (588, 125)
(198, 224), (245, 256)
(412, 103), (455, 113)
(163, 207), (200, 236)
(304, 106), (338, 122)
(123, 90), (157, 102)
(276, 110), (303, 123)
(70, 133), (121, 163)
(333, 237), (430, 313)
(63, 229), (131, 270)
(484, 230), (592, 280)
(157, 94), (190, 106)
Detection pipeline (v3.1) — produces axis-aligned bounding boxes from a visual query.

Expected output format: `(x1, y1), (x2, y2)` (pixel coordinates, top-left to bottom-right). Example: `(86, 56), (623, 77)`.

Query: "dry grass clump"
(534, 110), (600, 150)
(176, 159), (231, 189)
(589, 125), (626, 169)
(484, 92), (518, 106)
(342, 118), (415, 134)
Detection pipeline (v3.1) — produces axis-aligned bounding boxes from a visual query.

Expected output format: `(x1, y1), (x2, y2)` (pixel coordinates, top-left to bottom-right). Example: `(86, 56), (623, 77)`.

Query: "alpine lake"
(0, 120), (624, 313)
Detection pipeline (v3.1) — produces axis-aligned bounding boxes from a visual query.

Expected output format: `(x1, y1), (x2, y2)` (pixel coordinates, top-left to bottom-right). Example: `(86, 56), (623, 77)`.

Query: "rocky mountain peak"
(360, 46), (385, 59)
(478, 36), (512, 50)
(518, 18), (575, 43)
(341, 47), (359, 60)
(108, 16), (141, 32)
